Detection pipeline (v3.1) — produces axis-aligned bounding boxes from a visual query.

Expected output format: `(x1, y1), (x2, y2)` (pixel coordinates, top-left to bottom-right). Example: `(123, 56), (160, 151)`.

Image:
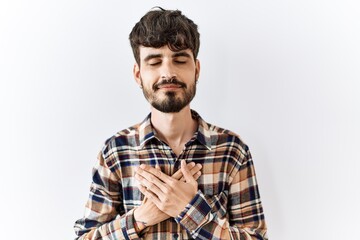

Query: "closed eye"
(175, 60), (187, 64)
(173, 55), (189, 64)
(148, 61), (161, 66)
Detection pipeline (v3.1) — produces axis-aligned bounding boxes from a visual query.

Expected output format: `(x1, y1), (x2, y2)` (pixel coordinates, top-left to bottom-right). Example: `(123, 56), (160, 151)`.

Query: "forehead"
(139, 45), (193, 60)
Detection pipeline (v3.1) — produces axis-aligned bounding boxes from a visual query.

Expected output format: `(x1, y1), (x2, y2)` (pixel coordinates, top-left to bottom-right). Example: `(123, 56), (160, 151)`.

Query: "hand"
(133, 162), (202, 231)
(135, 160), (199, 217)
(83, 229), (95, 240)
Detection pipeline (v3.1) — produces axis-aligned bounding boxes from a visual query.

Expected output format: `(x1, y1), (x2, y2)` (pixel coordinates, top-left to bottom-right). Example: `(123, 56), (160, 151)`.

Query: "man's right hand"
(133, 162), (202, 232)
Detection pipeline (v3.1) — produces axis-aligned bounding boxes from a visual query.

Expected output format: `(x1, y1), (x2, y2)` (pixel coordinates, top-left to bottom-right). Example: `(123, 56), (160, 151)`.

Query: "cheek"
(140, 75), (161, 92)
(140, 69), (159, 82)
(183, 70), (197, 82)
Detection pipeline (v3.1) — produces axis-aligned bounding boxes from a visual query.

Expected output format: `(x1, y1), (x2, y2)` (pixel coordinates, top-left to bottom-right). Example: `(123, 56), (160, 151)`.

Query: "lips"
(158, 84), (182, 89)
(153, 79), (186, 91)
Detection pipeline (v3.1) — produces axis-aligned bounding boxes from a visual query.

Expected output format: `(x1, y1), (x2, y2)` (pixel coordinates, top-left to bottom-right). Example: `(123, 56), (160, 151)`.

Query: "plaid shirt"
(74, 110), (267, 239)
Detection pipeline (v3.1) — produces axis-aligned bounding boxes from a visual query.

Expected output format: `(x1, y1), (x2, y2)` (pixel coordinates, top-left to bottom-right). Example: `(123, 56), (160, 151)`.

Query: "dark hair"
(129, 7), (200, 65)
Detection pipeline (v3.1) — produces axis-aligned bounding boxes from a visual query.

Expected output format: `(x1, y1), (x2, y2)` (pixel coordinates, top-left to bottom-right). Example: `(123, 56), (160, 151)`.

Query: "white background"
(1, 0), (359, 239)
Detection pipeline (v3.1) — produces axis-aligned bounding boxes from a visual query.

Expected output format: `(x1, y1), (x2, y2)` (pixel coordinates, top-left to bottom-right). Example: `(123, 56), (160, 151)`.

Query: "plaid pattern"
(74, 110), (267, 239)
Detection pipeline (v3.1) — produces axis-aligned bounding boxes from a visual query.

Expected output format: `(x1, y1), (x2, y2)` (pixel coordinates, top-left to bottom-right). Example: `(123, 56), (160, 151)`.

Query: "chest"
(116, 146), (236, 208)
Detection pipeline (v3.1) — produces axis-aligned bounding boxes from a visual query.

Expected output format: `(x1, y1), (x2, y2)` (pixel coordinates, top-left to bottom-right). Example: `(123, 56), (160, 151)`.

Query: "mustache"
(153, 78), (187, 91)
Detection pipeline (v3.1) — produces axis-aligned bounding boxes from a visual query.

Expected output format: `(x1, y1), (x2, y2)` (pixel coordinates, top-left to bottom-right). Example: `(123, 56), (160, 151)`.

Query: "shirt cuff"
(120, 208), (141, 240)
(174, 190), (213, 232)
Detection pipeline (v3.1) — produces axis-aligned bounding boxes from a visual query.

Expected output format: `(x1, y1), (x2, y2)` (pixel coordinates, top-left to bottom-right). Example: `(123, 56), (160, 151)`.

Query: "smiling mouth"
(153, 78), (187, 91)
(158, 84), (183, 89)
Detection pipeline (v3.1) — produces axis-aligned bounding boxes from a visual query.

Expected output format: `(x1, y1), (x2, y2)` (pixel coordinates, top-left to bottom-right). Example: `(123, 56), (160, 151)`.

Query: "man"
(74, 7), (268, 240)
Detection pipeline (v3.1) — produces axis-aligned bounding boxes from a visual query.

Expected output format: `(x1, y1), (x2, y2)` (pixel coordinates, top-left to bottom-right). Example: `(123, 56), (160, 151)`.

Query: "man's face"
(133, 45), (200, 113)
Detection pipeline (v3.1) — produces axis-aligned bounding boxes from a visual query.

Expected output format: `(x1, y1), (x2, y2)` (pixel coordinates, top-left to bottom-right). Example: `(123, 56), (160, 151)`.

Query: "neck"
(150, 106), (198, 151)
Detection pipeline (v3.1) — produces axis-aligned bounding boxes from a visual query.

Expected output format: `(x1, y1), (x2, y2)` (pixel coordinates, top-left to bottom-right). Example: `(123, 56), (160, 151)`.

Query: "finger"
(136, 179), (149, 206)
(138, 164), (174, 184)
(182, 169), (202, 181)
(152, 165), (162, 198)
(172, 162), (195, 180)
(135, 172), (166, 199)
(136, 165), (167, 187)
(138, 184), (161, 206)
(142, 163), (160, 204)
(180, 163), (202, 181)
(181, 160), (195, 183)
(84, 229), (95, 240)
(193, 171), (202, 181)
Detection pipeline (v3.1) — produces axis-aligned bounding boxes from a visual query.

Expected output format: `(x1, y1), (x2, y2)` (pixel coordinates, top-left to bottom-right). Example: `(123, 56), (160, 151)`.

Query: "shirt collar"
(138, 113), (156, 149)
(137, 110), (212, 150)
(190, 110), (212, 150)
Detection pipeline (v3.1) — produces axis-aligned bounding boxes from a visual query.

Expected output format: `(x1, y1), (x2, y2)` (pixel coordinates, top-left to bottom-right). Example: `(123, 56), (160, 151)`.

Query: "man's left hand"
(135, 160), (198, 217)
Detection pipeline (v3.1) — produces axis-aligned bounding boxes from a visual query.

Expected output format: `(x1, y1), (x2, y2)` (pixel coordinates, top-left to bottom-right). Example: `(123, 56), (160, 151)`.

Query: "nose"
(160, 61), (177, 80)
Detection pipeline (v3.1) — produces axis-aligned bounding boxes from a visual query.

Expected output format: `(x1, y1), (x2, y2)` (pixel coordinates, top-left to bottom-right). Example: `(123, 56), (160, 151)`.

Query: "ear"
(133, 63), (142, 87)
(195, 59), (200, 81)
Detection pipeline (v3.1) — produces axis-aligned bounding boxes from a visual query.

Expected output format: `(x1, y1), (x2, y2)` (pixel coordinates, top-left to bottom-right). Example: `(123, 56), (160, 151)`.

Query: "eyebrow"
(144, 54), (162, 62)
(172, 51), (192, 58)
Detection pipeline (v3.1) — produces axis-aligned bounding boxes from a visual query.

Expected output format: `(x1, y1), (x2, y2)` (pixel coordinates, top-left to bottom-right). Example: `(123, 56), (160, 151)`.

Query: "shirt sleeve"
(74, 151), (142, 240)
(174, 148), (268, 239)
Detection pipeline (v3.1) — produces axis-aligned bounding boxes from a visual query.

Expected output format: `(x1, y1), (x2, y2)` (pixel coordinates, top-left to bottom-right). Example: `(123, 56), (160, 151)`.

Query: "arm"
(73, 151), (141, 240)
(74, 151), (203, 240)
(136, 151), (268, 239)
(133, 163), (203, 233)
(175, 150), (268, 239)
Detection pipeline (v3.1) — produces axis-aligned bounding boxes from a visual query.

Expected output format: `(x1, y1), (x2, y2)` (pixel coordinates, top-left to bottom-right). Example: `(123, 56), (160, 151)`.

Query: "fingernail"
(197, 163), (202, 169)
(190, 162), (195, 167)
(140, 164), (145, 169)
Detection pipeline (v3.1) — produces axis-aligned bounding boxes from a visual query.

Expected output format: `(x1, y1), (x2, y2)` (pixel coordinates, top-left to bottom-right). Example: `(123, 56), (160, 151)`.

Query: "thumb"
(181, 160), (194, 183)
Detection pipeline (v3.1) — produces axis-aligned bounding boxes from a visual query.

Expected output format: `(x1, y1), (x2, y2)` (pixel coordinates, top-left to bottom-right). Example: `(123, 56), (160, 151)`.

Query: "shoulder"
(204, 120), (250, 160)
(101, 122), (142, 158)
(193, 110), (250, 158)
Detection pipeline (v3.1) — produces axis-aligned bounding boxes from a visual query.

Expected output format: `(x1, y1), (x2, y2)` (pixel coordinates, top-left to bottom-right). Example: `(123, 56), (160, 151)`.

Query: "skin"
(132, 45), (202, 233)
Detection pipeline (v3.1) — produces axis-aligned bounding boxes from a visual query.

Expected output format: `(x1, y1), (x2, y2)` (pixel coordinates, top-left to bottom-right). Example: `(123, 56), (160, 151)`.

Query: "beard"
(140, 76), (197, 113)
